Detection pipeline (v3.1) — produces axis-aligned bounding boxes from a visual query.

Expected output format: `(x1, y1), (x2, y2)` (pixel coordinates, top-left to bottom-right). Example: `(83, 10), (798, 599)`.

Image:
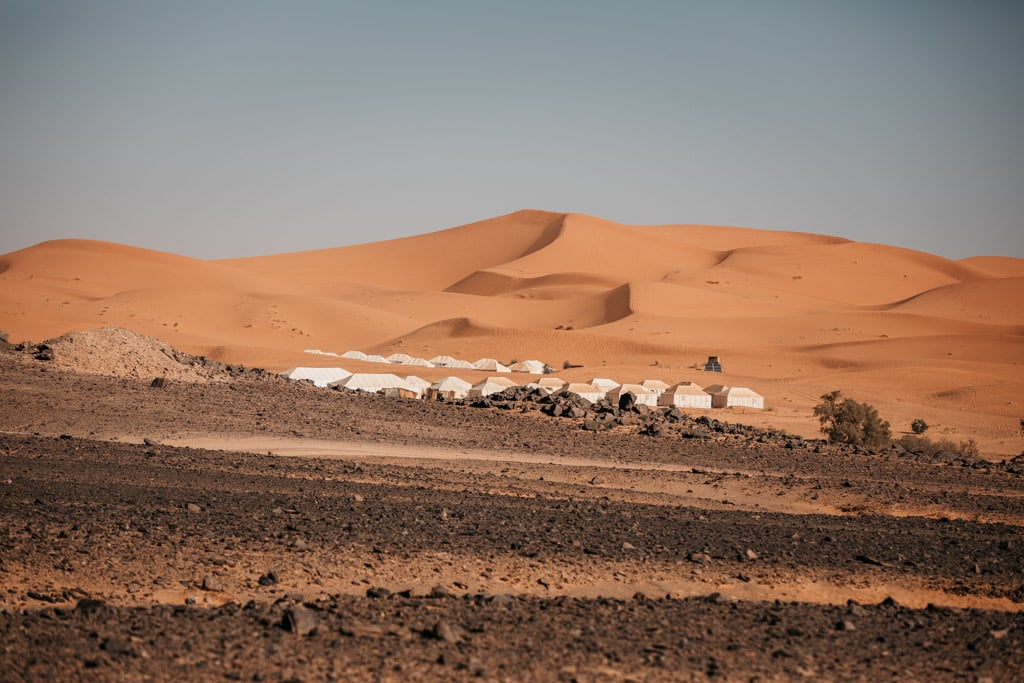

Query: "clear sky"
(1, 1), (1022, 259)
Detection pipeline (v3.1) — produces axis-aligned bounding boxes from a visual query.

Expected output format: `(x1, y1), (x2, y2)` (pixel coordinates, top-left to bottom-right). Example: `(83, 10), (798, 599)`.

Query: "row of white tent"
(282, 367), (764, 409)
(304, 348), (549, 374)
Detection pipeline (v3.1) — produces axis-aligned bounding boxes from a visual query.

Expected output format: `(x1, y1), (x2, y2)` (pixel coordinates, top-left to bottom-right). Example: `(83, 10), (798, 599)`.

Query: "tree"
(910, 419), (929, 435)
(813, 390), (892, 449)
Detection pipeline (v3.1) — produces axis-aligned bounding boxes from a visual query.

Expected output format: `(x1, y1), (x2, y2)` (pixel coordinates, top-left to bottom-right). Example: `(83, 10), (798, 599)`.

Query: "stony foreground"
(1, 350), (1023, 681)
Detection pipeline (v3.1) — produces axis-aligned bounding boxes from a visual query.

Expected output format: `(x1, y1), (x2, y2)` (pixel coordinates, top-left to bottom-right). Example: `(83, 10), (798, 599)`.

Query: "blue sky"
(1, 1), (1022, 259)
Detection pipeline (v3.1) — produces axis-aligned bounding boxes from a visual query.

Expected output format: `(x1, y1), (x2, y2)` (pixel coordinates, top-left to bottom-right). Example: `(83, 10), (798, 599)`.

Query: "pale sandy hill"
(1, 210), (1021, 456)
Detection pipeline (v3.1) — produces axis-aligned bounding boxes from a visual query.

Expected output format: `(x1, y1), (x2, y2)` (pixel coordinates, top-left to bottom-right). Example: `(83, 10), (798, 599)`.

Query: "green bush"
(813, 390), (892, 449)
(910, 418), (929, 434)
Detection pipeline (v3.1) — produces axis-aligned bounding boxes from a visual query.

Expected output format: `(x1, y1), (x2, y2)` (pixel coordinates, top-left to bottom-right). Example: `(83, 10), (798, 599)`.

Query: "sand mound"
(42, 327), (218, 382)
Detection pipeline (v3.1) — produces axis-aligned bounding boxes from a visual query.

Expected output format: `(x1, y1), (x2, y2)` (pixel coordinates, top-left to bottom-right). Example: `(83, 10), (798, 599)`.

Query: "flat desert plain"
(1, 211), (1022, 681)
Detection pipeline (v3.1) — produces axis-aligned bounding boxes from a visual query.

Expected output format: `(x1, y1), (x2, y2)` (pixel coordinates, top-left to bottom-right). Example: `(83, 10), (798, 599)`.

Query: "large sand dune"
(1, 210), (1021, 455)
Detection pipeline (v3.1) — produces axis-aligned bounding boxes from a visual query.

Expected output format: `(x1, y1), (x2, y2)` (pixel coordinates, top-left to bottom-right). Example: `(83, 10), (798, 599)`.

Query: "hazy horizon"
(2, 1), (1022, 260)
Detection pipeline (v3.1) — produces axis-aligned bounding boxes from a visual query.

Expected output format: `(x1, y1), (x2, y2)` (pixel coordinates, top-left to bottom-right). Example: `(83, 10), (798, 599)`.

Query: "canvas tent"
(560, 382), (606, 404)
(640, 379), (671, 396)
(659, 382), (712, 409)
(589, 378), (620, 393)
(329, 373), (408, 394)
(447, 359), (476, 370)
(468, 376), (518, 398)
(536, 377), (566, 393)
(403, 357), (435, 367)
(429, 355), (458, 367)
(281, 366), (351, 388)
(704, 385), (764, 409)
(363, 354), (390, 364)
(341, 350), (368, 360)
(509, 359), (546, 374)
(472, 358), (511, 373)
(427, 376), (473, 400)
(607, 384), (659, 407)
(386, 353), (414, 364)
(403, 375), (432, 393)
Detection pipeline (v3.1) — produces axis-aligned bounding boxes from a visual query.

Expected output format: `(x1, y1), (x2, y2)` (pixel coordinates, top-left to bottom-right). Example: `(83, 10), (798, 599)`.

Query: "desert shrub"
(897, 435), (980, 460)
(813, 390), (892, 449)
(910, 418), (929, 434)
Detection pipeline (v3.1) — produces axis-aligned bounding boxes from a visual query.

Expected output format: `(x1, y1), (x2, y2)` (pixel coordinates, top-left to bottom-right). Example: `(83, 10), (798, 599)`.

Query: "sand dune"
(1, 210), (1021, 456)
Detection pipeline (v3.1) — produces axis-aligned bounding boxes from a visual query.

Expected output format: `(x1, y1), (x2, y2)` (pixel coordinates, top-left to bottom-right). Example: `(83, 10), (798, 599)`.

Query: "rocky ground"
(1, 344), (1023, 681)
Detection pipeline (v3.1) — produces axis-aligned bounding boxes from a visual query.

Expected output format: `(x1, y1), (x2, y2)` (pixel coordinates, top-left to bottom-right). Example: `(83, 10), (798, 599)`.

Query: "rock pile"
(9, 327), (270, 384)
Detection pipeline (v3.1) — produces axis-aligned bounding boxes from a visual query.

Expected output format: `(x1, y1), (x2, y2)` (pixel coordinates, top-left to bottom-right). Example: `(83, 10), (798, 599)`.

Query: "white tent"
(590, 378), (620, 393)
(447, 359), (476, 370)
(303, 349), (339, 357)
(403, 357), (435, 367)
(329, 373), (408, 393)
(341, 350), (369, 360)
(607, 384), (659, 407)
(468, 376), (518, 398)
(386, 353), (414, 364)
(427, 376), (473, 400)
(704, 385), (765, 409)
(659, 382), (712, 409)
(640, 379), (671, 396)
(536, 377), (566, 393)
(363, 354), (390, 364)
(429, 355), (458, 367)
(403, 375), (432, 392)
(281, 366), (351, 388)
(473, 358), (511, 373)
(560, 382), (606, 404)
(509, 359), (546, 374)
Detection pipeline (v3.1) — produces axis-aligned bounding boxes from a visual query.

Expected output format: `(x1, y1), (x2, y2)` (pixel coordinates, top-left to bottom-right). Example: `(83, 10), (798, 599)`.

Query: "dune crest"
(1, 210), (1021, 455)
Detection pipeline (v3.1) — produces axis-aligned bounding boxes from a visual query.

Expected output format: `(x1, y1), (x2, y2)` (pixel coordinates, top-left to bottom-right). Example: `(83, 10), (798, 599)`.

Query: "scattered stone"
(150, 377), (167, 388)
(430, 585), (456, 598)
(76, 598), (107, 613)
(836, 619), (856, 631)
(688, 552), (712, 564)
(143, 438), (159, 447)
(258, 571), (279, 586)
(100, 636), (133, 655)
(34, 345), (54, 361)
(201, 574), (225, 592)
(622, 542), (637, 551)
(429, 620), (463, 644)
(282, 605), (318, 636)
(366, 586), (392, 599)
(744, 548), (759, 561)
(186, 503), (202, 513)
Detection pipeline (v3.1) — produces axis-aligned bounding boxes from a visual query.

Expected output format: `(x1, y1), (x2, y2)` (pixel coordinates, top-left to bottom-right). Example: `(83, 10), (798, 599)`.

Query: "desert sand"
(2, 209), (1022, 454)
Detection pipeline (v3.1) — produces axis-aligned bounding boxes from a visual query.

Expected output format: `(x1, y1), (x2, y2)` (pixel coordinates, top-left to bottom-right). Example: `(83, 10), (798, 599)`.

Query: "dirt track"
(1, 350), (1023, 680)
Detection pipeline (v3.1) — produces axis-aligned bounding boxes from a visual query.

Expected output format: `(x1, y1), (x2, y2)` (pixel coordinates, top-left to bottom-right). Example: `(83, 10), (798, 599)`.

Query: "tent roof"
(589, 378), (620, 391)
(430, 376), (473, 391)
(447, 359), (476, 369)
(281, 366), (352, 387)
(510, 359), (546, 373)
(386, 353), (413, 363)
(666, 383), (708, 396)
(537, 377), (566, 388)
(610, 383), (656, 396)
(429, 355), (458, 366)
(403, 375), (432, 389)
(330, 373), (407, 391)
(473, 358), (511, 372)
(341, 350), (368, 360)
(641, 379), (671, 390)
(363, 354), (390, 363)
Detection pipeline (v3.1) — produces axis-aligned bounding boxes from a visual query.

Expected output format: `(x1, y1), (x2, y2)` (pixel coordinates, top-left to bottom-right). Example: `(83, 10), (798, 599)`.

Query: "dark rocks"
(282, 604), (318, 636)
(427, 620), (463, 644)
(100, 636), (133, 655)
(34, 345), (54, 361)
(150, 377), (167, 388)
(258, 571), (279, 586)
(366, 586), (392, 599)
(201, 574), (225, 592)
